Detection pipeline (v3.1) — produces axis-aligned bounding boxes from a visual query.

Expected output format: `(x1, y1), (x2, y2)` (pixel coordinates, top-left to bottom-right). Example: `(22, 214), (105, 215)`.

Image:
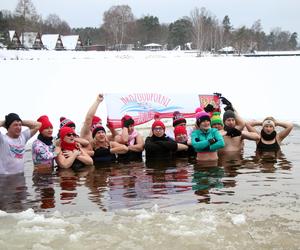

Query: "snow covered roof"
(218, 46), (235, 52)
(20, 32), (38, 49)
(42, 34), (63, 50)
(144, 43), (162, 47)
(61, 35), (81, 50)
(9, 30), (17, 41)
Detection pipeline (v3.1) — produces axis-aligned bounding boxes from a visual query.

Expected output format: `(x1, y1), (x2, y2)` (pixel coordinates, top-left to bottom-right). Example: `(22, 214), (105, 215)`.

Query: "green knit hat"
(211, 112), (223, 126)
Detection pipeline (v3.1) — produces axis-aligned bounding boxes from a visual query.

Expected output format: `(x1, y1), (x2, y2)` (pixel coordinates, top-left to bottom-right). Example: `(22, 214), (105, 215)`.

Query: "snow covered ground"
(0, 49), (299, 134)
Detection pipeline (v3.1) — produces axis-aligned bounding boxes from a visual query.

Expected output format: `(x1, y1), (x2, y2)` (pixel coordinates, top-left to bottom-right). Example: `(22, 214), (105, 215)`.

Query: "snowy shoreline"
(1, 49), (299, 133)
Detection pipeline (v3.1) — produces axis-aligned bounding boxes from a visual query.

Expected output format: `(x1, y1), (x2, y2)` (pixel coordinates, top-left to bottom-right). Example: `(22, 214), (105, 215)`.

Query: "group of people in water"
(0, 93), (294, 175)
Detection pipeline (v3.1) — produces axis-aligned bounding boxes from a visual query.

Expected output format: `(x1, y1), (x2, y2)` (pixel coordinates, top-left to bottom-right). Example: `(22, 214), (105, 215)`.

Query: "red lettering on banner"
(120, 93), (171, 107)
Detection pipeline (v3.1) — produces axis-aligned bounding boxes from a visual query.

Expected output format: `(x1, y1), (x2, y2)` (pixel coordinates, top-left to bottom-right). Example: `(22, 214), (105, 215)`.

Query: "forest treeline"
(0, 0), (298, 52)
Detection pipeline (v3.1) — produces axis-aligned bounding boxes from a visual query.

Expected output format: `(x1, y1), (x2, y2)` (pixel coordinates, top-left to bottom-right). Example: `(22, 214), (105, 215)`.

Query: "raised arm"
(80, 94), (104, 139)
(233, 109), (245, 131)
(22, 120), (41, 137)
(245, 120), (261, 134)
(276, 120), (293, 143)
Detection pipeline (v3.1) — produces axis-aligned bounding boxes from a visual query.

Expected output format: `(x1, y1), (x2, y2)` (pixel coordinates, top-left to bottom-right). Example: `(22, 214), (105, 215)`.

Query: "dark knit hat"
(172, 111), (186, 127)
(5, 113), (22, 129)
(37, 115), (53, 133)
(195, 111), (210, 126)
(152, 120), (165, 130)
(121, 115), (134, 128)
(92, 125), (106, 138)
(60, 117), (75, 128)
(223, 110), (235, 122)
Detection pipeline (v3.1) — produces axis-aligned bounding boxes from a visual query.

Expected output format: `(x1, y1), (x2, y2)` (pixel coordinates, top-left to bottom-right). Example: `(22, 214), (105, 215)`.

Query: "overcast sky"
(1, 0), (300, 35)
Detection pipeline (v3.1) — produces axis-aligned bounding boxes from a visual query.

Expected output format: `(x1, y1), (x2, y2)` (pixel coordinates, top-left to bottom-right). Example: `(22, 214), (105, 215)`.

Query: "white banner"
(105, 93), (220, 128)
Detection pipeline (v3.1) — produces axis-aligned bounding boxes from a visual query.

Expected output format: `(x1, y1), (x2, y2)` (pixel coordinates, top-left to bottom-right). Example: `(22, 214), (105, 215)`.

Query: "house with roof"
(8, 30), (22, 49)
(41, 34), (64, 50)
(144, 43), (162, 51)
(20, 32), (44, 50)
(61, 35), (83, 50)
(218, 46), (236, 55)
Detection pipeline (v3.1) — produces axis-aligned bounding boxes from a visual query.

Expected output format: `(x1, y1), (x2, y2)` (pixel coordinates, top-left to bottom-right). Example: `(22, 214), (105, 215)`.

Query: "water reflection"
(32, 172), (55, 210)
(250, 150), (293, 173)
(192, 165), (225, 204)
(0, 173), (27, 212)
(0, 141), (296, 213)
(57, 166), (94, 205)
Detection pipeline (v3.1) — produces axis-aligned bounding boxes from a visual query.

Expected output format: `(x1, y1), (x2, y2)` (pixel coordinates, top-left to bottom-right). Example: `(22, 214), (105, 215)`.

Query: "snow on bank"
(0, 49), (299, 135)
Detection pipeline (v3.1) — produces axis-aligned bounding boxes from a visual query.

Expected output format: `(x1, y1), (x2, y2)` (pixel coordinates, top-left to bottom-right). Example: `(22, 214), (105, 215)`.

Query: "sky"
(1, 0), (300, 35)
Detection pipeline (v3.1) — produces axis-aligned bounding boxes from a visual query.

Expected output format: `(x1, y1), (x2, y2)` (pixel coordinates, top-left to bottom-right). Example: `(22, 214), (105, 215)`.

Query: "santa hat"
(60, 117), (75, 128)
(37, 115), (53, 133)
(92, 125), (106, 138)
(174, 125), (187, 137)
(210, 112), (223, 126)
(152, 120), (165, 130)
(196, 111), (210, 126)
(172, 111), (186, 127)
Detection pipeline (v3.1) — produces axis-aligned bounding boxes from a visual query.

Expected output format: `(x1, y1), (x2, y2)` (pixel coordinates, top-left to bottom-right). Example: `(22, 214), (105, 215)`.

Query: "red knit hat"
(174, 125), (187, 137)
(152, 120), (165, 130)
(37, 115), (53, 133)
(59, 127), (78, 151)
(92, 116), (101, 126)
(60, 117), (75, 128)
(59, 126), (77, 140)
(121, 115), (134, 128)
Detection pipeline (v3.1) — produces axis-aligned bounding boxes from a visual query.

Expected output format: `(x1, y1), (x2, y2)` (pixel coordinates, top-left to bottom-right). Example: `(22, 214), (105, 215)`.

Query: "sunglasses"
(66, 133), (76, 137)
(153, 127), (164, 131)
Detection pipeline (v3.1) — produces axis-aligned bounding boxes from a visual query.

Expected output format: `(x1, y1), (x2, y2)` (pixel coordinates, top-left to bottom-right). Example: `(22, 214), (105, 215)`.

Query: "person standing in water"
(115, 115), (144, 162)
(217, 97), (259, 154)
(0, 113), (41, 174)
(191, 111), (225, 161)
(246, 117), (293, 153)
(32, 115), (60, 170)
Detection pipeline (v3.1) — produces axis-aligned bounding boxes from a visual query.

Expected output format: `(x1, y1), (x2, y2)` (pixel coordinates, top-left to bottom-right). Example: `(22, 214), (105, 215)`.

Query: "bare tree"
(102, 5), (134, 48)
(190, 7), (204, 54)
(15, 0), (38, 20)
(190, 7), (221, 54)
(14, 0), (41, 43)
(44, 14), (71, 35)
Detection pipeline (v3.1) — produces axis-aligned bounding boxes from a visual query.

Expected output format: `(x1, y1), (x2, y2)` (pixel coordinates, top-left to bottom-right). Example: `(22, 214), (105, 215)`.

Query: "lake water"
(0, 127), (299, 249)
(1, 50), (300, 249)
